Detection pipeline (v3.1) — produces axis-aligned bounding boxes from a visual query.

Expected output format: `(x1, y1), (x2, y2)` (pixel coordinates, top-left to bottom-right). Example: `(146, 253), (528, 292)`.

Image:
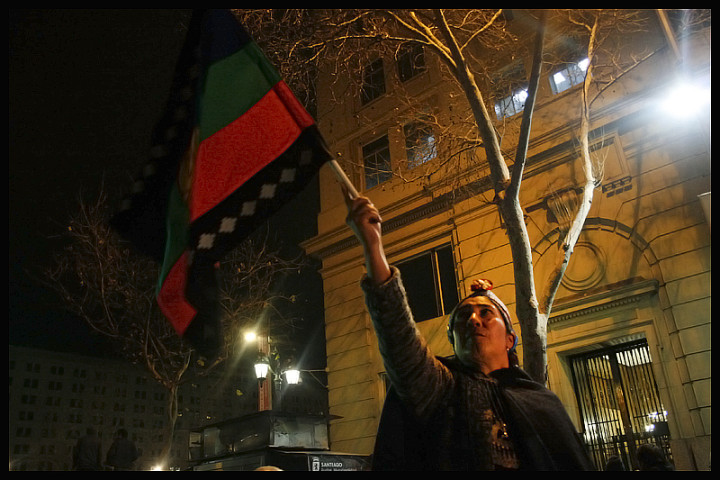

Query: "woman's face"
(451, 296), (515, 374)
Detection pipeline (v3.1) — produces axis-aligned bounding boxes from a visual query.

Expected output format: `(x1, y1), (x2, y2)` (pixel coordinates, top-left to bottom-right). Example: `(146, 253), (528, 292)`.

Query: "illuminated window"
(404, 121), (436, 168)
(549, 57), (590, 94)
(494, 88), (529, 119)
(493, 63), (528, 120)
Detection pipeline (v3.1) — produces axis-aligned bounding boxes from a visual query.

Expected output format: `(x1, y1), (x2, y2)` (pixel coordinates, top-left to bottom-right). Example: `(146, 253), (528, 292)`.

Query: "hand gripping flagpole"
(328, 158), (359, 199)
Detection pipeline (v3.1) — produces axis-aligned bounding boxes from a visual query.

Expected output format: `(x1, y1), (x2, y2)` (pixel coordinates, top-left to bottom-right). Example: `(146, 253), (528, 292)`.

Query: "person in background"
(106, 428), (140, 471)
(73, 427), (103, 471)
(637, 443), (675, 471)
(604, 455), (626, 471)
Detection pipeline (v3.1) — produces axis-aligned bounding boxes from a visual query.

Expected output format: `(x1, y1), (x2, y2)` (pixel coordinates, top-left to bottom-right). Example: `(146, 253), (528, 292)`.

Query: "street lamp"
(254, 356), (270, 381)
(245, 328), (302, 409)
(253, 355), (300, 385)
(284, 367), (301, 385)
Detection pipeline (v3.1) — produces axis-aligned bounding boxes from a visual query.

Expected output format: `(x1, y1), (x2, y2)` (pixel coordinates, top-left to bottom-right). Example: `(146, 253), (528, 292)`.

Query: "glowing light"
(659, 80), (711, 119)
(513, 89), (528, 104)
(254, 360), (270, 379)
(648, 410), (668, 421)
(284, 368), (301, 385)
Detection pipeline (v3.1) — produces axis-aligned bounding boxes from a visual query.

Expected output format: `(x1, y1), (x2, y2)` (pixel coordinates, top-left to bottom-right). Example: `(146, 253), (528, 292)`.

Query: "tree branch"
(508, 11), (547, 200)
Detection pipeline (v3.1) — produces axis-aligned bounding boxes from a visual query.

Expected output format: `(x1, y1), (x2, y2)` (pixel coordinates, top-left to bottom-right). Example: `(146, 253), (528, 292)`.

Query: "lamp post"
(254, 335), (273, 411)
(246, 329), (301, 411)
(253, 355), (302, 410)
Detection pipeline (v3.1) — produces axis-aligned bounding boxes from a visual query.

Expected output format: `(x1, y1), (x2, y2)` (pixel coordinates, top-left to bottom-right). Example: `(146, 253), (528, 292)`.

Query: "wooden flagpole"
(328, 159), (359, 199)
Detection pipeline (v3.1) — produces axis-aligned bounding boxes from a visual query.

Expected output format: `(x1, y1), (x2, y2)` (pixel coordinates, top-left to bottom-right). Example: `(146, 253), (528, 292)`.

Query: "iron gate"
(569, 339), (672, 470)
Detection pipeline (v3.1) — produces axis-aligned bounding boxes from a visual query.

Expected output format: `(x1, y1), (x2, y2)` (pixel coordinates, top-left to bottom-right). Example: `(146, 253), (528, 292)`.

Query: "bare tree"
(235, 8), (694, 382)
(45, 187), (303, 466)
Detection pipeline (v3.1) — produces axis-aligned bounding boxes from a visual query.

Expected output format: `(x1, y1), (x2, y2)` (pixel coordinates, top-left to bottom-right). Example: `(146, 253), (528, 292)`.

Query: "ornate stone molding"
(549, 278), (658, 324)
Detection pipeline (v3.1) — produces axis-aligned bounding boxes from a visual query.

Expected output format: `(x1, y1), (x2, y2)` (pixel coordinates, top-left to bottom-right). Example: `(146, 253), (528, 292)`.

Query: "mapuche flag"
(111, 10), (331, 357)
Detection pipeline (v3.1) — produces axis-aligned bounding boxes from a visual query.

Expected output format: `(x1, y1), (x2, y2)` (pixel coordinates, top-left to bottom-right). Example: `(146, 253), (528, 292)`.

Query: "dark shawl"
(372, 359), (595, 471)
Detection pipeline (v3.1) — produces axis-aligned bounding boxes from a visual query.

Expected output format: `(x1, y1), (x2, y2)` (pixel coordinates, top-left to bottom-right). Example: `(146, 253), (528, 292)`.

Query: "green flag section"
(112, 10), (331, 358)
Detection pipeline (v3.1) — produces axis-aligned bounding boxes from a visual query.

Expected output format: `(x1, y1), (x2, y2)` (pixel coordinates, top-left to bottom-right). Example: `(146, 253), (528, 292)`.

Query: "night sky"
(9, 9), (326, 366)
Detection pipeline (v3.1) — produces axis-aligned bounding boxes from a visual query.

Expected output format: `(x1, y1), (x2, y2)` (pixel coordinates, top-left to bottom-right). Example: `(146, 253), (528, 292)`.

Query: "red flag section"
(112, 10), (331, 357)
(191, 81), (315, 222)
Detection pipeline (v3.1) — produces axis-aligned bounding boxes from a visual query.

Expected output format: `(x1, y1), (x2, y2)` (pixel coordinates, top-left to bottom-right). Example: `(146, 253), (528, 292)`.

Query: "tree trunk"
(159, 383), (179, 469)
(500, 196), (547, 383)
(436, 9), (550, 383)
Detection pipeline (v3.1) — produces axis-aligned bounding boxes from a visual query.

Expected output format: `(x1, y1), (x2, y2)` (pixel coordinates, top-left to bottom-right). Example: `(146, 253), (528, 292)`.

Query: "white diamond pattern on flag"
(260, 184), (277, 199)
(198, 233), (216, 249)
(240, 201), (257, 217)
(190, 145), (321, 258)
(280, 168), (296, 183)
(219, 217), (236, 233)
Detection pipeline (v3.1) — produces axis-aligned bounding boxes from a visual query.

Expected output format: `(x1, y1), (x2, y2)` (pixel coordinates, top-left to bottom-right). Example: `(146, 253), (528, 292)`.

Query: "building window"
(404, 121), (437, 168)
(550, 57), (590, 94)
(362, 135), (392, 189)
(23, 378), (38, 388)
(494, 88), (528, 119)
(48, 381), (62, 391)
(397, 43), (426, 82)
(493, 63), (527, 120)
(396, 244), (459, 323)
(361, 58), (386, 105)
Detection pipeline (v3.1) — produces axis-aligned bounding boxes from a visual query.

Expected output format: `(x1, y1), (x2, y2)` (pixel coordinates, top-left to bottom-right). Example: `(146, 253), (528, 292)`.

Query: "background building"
(9, 345), (327, 470)
(302, 10), (710, 470)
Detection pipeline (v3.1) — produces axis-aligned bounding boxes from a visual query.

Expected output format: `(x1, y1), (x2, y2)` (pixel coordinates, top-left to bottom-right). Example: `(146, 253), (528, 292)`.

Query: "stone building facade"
(302, 11), (710, 470)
